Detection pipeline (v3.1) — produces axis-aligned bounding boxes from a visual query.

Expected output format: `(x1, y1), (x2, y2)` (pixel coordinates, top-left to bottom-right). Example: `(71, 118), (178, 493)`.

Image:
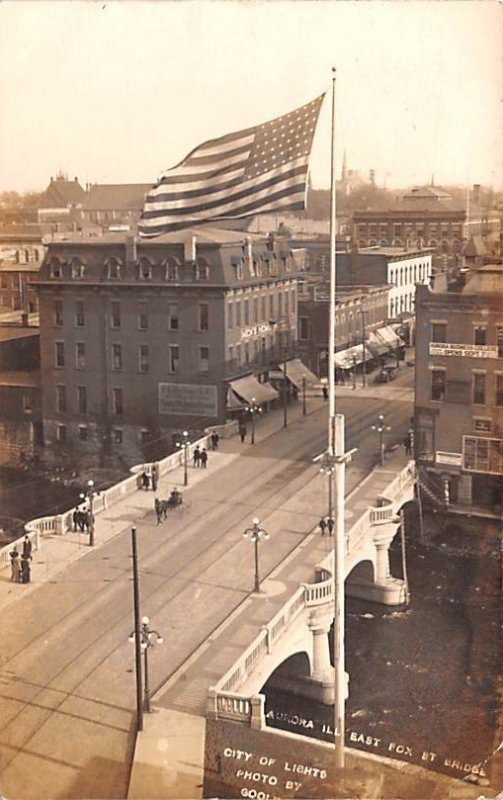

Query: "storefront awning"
(227, 375), (279, 406)
(366, 333), (389, 358)
(375, 325), (404, 349)
(334, 345), (373, 369)
(276, 358), (319, 389)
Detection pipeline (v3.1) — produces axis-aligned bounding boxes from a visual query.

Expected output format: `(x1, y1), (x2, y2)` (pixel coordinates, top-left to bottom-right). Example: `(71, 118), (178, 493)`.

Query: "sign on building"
(158, 382), (218, 417)
(429, 343), (498, 359)
(436, 451), (462, 467)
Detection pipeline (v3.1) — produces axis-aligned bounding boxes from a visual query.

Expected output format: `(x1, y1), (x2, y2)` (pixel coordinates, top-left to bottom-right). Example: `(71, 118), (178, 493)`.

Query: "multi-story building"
(414, 264), (503, 516)
(34, 226), (304, 464)
(0, 225), (46, 315)
(297, 281), (391, 377)
(80, 184), (151, 232)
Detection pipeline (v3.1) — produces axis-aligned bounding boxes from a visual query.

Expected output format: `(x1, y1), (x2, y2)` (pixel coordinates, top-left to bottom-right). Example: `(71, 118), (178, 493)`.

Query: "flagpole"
(329, 66), (346, 771)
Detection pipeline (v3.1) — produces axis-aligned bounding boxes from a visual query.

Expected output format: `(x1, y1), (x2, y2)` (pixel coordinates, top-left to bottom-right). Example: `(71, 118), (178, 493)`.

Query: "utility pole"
(361, 309), (367, 387)
(283, 349), (288, 429)
(131, 526), (143, 733)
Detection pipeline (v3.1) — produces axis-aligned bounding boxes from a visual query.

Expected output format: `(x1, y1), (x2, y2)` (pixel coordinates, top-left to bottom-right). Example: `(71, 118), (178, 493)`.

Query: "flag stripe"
(139, 93), (325, 237)
(145, 159), (306, 208)
(143, 161), (308, 217)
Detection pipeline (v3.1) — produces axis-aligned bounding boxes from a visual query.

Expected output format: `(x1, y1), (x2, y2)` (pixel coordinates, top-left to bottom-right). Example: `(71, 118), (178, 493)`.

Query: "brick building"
(414, 264), (503, 516)
(80, 184), (151, 232)
(34, 226), (304, 464)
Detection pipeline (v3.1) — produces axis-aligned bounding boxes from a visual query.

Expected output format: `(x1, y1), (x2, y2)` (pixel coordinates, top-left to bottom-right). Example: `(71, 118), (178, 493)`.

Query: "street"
(0, 376), (414, 799)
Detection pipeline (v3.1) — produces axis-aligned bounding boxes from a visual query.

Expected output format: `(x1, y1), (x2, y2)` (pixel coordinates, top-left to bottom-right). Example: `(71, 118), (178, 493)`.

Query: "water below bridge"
(264, 508), (501, 785)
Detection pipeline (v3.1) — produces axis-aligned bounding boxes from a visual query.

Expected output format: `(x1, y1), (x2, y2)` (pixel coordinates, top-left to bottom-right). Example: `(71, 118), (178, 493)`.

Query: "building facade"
(414, 265), (503, 515)
(35, 227), (301, 464)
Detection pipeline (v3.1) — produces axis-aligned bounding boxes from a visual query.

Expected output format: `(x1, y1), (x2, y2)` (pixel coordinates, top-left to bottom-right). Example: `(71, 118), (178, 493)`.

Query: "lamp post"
(371, 414), (391, 466)
(176, 430), (189, 486)
(302, 374), (307, 415)
(245, 398), (261, 445)
(79, 479), (98, 547)
(360, 309), (367, 387)
(242, 518), (269, 593)
(352, 355), (357, 390)
(283, 349), (288, 429)
(129, 616), (163, 713)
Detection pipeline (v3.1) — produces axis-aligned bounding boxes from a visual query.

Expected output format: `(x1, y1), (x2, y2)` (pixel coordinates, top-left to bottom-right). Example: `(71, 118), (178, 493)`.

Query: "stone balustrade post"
(250, 694), (265, 729)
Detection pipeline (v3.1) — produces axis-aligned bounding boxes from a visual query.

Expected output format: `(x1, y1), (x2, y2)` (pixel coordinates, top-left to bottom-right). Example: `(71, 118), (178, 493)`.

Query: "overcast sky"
(0, 0), (501, 194)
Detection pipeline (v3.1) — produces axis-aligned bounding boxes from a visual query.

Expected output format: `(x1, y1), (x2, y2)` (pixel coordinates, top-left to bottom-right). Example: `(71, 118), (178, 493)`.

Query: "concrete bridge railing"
(208, 461), (416, 726)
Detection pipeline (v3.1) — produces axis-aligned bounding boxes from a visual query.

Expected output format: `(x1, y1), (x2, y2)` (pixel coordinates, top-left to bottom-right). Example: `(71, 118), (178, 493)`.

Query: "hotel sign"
(240, 323), (272, 340)
(436, 451), (462, 467)
(429, 343), (498, 358)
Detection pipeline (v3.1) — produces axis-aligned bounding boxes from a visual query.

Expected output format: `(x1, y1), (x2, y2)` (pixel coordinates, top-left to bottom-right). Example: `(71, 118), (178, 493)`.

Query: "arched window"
(68, 257), (85, 279)
(137, 257), (153, 280)
(50, 257), (62, 278)
(24, 249), (30, 263)
(163, 257), (180, 281)
(194, 257), (210, 281)
(33, 249), (40, 261)
(105, 257), (122, 279)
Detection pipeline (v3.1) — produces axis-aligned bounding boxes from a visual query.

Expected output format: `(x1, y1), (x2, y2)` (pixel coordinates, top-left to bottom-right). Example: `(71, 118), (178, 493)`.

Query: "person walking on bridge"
(10, 546), (21, 582)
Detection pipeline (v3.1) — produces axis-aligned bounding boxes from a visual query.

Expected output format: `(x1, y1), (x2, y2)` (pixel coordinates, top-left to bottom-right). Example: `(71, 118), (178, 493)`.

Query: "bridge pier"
(346, 521), (407, 606)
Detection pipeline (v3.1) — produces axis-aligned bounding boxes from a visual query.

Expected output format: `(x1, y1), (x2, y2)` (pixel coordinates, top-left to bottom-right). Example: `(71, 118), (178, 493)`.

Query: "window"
(56, 424), (66, 443)
(112, 344), (122, 371)
(463, 435), (503, 475)
(244, 300), (250, 325)
(168, 303), (179, 330)
(269, 295), (274, 320)
(496, 375), (503, 407)
(474, 326), (487, 346)
(54, 300), (63, 327)
(473, 372), (486, 405)
(75, 342), (85, 370)
(261, 296), (266, 321)
(168, 345), (179, 373)
(113, 428), (123, 444)
(278, 292), (283, 317)
(113, 388), (123, 416)
(497, 327), (503, 358)
(77, 385), (87, 415)
(227, 303), (234, 329)
(78, 425), (88, 441)
(299, 316), (309, 340)
(107, 258), (121, 279)
(111, 301), (121, 329)
(139, 345), (149, 373)
(235, 301), (241, 327)
(199, 303), (209, 331)
(199, 345), (209, 373)
(228, 345), (234, 364)
(56, 385), (66, 413)
(75, 300), (85, 327)
(233, 261), (244, 280)
(23, 394), (33, 413)
(138, 303), (148, 330)
(431, 369), (446, 401)
(50, 258), (62, 278)
(165, 260), (178, 281)
(195, 260), (209, 280)
(138, 258), (152, 280)
(254, 297), (259, 323)
(55, 341), (65, 368)
(70, 258), (84, 279)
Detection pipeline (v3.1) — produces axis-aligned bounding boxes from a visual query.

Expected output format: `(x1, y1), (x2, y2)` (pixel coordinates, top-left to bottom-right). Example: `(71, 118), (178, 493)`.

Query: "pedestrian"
(78, 508), (86, 532)
(161, 499), (168, 520)
(154, 498), (163, 525)
(239, 422), (247, 443)
(141, 469), (150, 490)
(200, 448), (208, 468)
(193, 446), (201, 468)
(21, 555), (31, 584)
(403, 433), (411, 456)
(22, 534), (32, 560)
(322, 385), (328, 401)
(151, 463), (159, 492)
(72, 508), (79, 532)
(10, 546), (21, 583)
(210, 432), (219, 450)
(319, 518), (327, 536)
(327, 517), (334, 536)
(85, 509), (93, 532)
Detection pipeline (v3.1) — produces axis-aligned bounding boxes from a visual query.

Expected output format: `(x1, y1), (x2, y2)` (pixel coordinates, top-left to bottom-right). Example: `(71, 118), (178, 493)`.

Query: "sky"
(0, 0), (501, 194)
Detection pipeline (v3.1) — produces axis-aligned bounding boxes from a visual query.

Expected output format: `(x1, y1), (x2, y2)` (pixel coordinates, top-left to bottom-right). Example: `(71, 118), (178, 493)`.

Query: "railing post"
(206, 688), (218, 718)
(261, 624), (272, 654)
(250, 695), (265, 730)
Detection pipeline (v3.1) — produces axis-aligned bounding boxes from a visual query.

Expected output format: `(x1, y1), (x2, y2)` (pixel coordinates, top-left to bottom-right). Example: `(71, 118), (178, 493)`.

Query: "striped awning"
(276, 358), (318, 389)
(227, 375), (279, 407)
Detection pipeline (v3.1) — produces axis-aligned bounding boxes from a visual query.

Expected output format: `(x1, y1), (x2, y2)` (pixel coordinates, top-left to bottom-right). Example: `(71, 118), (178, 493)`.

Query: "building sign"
(241, 323), (272, 340)
(158, 382), (217, 417)
(463, 435), (503, 475)
(436, 451), (462, 467)
(429, 343), (498, 359)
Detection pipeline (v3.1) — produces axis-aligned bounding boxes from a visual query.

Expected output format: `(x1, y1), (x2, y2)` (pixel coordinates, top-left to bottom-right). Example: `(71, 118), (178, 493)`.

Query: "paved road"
(0, 380), (413, 799)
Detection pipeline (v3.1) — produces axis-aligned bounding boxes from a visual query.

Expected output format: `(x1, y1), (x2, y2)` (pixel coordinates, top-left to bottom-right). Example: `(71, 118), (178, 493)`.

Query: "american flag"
(138, 94), (325, 237)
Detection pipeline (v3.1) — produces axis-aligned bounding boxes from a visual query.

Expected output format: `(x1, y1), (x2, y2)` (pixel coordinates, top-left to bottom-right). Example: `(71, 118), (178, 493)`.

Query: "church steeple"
(341, 149), (348, 182)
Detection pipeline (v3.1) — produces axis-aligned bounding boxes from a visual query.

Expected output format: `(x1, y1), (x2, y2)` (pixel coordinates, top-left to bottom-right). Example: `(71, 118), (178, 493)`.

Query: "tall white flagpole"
(328, 68), (337, 458)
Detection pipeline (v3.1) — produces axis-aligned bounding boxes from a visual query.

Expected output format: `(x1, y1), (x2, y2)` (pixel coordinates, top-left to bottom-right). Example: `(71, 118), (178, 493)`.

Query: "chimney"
(473, 184), (481, 205)
(369, 169), (375, 186)
(245, 235), (253, 265)
(21, 312), (28, 326)
(125, 235), (137, 263)
(184, 235), (196, 262)
(74, 177), (78, 183)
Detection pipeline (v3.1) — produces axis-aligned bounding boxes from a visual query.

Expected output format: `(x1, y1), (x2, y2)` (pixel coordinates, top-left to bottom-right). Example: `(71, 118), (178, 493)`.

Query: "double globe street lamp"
(371, 414), (391, 466)
(128, 616), (163, 714)
(176, 430), (190, 486)
(243, 518), (269, 593)
(245, 398), (261, 445)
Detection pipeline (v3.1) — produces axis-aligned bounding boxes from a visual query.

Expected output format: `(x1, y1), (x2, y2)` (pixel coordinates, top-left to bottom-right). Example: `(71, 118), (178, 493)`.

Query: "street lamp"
(242, 517), (269, 593)
(319, 453), (335, 528)
(371, 414), (391, 466)
(245, 398), (261, 445)
(360, 309), (367, 387)
(129, 615), (163, 713)
(302, 374), (307, 415)
(176, 430), (189, 486)
(79, 479), (98, 547)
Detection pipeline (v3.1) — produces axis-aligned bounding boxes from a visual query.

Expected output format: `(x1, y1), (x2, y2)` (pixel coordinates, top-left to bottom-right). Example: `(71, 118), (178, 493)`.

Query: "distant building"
(80, 183), (151, 232)
(0, 225), (44, 314)
(37, 174), (86, 225)
(0, 326), (41, 466)
(297, 281), (391, 377)
(414, 264), (503, 516)
(34, 226), (308, 465)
